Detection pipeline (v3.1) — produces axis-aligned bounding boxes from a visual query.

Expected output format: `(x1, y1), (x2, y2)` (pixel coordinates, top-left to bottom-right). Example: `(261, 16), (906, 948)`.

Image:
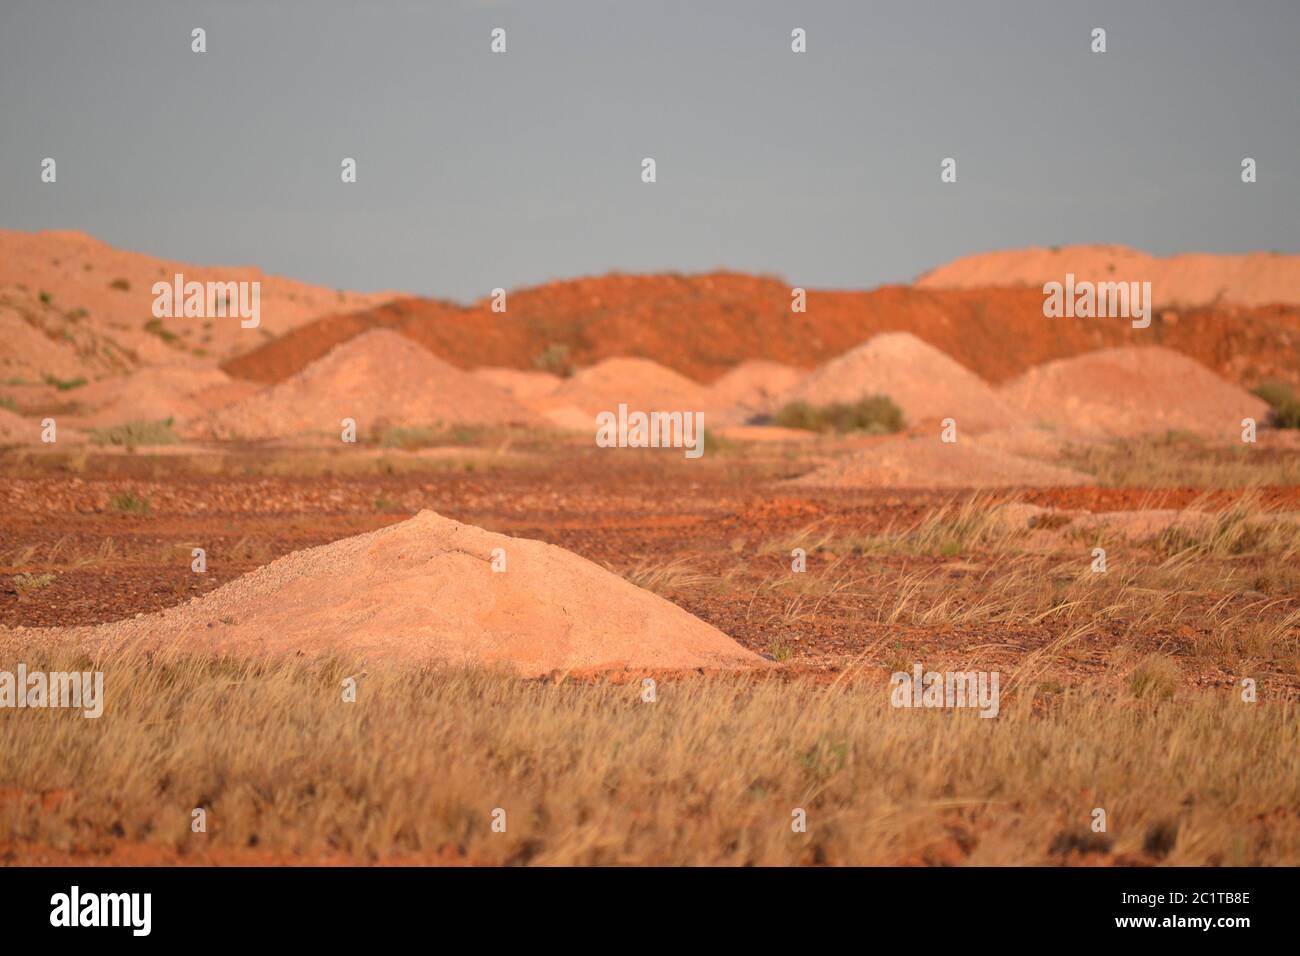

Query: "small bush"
(1252, 380), (1300, 429)
(379, 426), (439, 450)
(42, 373), (87, 391)
(12, 572), (56, 595)
(700, 428), (736, 455)
(532, 343), (574, 378)
(143, 319), (179, 344)
(91, 418), (178, 447)
(110, 492), (151, 515)
(774, 395), (905, 434)
(109, 278), (131, 291)
(38, 290), (52, 305)
(0, 396), (17, 412)
(1127, 653), (1180, 701)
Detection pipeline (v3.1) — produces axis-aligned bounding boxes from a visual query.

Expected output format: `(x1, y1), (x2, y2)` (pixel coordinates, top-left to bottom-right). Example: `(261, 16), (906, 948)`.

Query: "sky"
(2, 0), (1297, 302)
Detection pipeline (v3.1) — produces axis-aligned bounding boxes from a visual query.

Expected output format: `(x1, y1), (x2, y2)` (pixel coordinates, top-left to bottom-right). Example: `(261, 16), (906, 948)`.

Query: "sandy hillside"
(918, 244), (1300, 308)
(707, 360), (807, 420)
(778, 332), (1016, 432)
(0, 407), (33, 444)
(39, 511), (763, 675)
(201, 329), (538, 440)
(789, 434), (1090, 490)
(1000, 346), (1270, 441)
(0, 228), (395, 383)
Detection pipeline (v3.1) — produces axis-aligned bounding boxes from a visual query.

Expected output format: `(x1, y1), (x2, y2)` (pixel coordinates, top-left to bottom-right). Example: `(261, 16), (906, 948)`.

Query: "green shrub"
(43, 373), (87, 391)
(773, 395), (905, 435)
(110, 491), (150, 515)
(109, 278), (130, 291)
(143, 318), (179, 344)
(532, 343), (573, 377)
(0, 396), (17, 412)
(379, 426), (439, 449)
(1252, 380), (1300, 429)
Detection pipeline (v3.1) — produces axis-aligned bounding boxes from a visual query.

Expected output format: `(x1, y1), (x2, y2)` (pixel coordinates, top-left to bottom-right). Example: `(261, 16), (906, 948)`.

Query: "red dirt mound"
(40, 510), (763, 675)
(221, 272), (1300, 393)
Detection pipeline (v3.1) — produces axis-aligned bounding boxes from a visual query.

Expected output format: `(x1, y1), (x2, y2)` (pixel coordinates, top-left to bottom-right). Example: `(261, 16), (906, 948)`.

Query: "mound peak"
(1000, 346), (1270, 440)
(203, 329), (539, 439)
(778, 332), (1016, 432)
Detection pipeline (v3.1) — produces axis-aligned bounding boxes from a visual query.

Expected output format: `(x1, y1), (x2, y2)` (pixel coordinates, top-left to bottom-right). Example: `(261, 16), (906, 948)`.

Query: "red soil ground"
(220, 273), (1300, 391)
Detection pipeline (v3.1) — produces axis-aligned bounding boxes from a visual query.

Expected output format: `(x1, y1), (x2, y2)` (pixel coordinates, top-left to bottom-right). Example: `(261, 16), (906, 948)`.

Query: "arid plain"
(2, 229), (1298, 865)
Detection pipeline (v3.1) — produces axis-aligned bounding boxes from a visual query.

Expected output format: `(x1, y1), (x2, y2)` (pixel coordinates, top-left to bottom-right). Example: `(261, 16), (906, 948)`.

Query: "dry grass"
(614, 556), (712, 596)
(1, 649), (1295, 866)
(740, 495), (1300, 677)
(1063, 435), (1300, 487)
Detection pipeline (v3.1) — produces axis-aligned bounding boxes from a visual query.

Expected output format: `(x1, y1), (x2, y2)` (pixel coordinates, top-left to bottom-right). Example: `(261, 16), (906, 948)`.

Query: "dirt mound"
(778, 333), (1015, 432)
(66, 366), (242, 429)
(918, 243), (1300, 308)
(471, 367), (562, 401)
(203, 330), (538, 440)
(56, 511), (762, 675)
(789, 435), (1090, 489)
(222, 269), (1300, 395)
(1000, 347), (1270, 440)
(538, 357), (715, 418)
(975, 424), (1081, 459)
(707, 360), (806, 419)
(0, 228), (396, 383)
(0, 407), (33, 444)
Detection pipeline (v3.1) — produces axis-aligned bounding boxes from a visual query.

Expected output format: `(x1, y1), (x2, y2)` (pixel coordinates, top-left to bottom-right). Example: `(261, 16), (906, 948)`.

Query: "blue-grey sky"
(2, 0), (1296, 302)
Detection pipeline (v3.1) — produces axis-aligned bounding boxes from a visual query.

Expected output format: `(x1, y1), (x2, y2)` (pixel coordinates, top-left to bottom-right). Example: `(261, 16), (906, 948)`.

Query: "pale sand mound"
(471, 367), (562, 401)
(47, 511), (762, 675)
(789, 435), (1090, 489)
(1000, 346), (1269, 440)
(916, 243), (1300, 308)
(202, 330), (538, 440)
(778, 333), (1016, 432)
(707, 360), (807, 419)
(0, 407), (33, 444)
(67, 366), (240, 429)
(538, 404), (596, 432)
(975, 424), (1082, 459)
(536, 357), (716, 418)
